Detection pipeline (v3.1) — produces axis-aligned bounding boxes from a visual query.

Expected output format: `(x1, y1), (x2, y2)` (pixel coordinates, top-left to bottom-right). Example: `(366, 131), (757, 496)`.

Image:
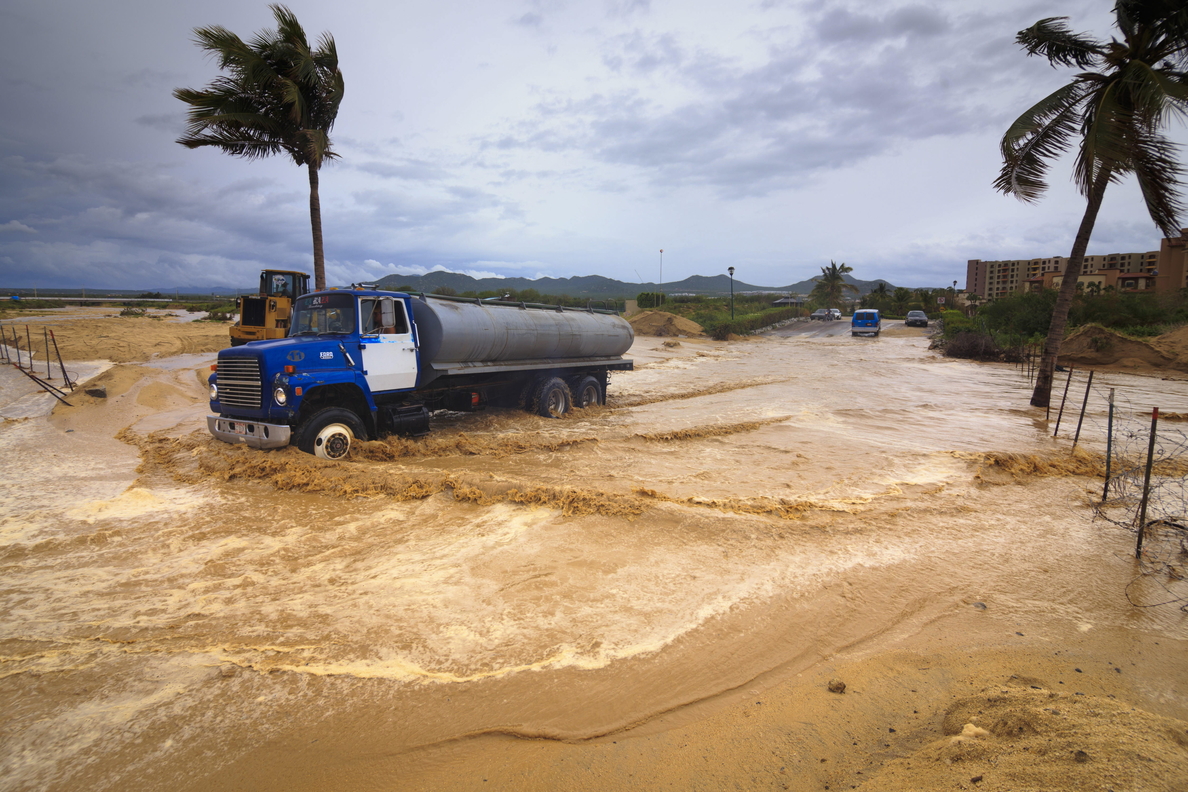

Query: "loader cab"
(230, 269), (312, 346)
(262, 270), (309, 300)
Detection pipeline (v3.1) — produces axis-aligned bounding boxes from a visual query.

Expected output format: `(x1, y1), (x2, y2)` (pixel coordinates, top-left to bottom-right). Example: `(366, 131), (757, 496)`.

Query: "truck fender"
(294, 383), (376, 439)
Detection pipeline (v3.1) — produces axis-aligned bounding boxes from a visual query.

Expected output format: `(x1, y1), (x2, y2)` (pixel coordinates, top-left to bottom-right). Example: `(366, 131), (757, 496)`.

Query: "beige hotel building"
(966, 250), (1159, 298)
(965, 229), (1188, 298)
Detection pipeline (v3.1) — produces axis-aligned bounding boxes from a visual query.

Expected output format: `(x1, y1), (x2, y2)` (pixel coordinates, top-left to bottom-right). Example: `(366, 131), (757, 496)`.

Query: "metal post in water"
(1136, 407), (1159, 559)
(12, 326), (22, 369)
(50, 330), (72, 390)
(1103, 388), (1114, 502)
(1053, 366), (1075, 437)
(1072, 370), (1094, 448)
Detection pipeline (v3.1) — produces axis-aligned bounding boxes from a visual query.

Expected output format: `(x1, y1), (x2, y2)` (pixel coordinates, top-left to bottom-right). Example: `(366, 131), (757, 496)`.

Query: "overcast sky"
(1, 0), (1184, 291)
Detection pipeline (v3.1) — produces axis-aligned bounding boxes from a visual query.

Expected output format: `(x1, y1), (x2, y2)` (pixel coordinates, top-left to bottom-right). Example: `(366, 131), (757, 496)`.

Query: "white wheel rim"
(314, 423), (352, 459)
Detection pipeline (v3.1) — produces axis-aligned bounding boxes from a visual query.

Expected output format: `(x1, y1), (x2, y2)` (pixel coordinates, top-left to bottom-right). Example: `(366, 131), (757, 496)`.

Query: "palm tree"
(810, 260), (860, 309)
(860, 281), (890, 310)
(995, 0), (1188, 408)
(891, 287), (912, 315)
(174, 5), (344, 291)
(965, 292), (982, 317)
(914, 287), (937, 313)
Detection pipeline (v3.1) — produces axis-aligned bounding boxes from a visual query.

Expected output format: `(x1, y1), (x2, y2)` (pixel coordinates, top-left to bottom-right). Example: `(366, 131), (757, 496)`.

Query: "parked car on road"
(851, 309), (881, 337)
(905, 310), (929, 327)
(810, 309), (833, 321)
(828, 308), (842, 320)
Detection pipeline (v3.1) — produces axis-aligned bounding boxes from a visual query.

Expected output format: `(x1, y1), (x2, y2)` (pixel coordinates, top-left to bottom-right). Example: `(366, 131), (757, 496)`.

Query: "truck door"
(359, 297), (418, 392)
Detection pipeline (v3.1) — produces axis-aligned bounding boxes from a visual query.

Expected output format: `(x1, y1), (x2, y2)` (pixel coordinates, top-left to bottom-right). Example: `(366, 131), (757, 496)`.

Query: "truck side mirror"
(381, 300), (396, 331)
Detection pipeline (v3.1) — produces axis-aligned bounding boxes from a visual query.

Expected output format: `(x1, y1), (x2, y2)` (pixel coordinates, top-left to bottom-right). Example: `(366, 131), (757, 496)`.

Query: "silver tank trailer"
(410, 295), (633, 368)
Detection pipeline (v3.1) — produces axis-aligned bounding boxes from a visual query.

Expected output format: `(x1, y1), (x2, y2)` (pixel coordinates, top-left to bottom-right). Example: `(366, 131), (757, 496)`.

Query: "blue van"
(851, 309), (881, 337)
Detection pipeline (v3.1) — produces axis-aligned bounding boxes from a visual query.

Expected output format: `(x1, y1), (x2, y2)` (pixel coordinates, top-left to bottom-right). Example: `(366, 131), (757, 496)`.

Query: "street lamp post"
(659, 249), (664, 308)
(728, 266), (735, 320)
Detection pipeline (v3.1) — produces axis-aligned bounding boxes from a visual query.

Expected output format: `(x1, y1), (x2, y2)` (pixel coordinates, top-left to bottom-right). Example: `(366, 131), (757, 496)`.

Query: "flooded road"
(1, 329), (1186, 791)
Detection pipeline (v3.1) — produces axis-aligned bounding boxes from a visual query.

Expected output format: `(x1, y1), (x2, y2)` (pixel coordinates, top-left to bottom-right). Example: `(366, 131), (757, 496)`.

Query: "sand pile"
(1058, 324), (1179, 371)
(1151, 324), (1188, 367)
(861, 683), (1188, 791)
(628, 310), (704, 337)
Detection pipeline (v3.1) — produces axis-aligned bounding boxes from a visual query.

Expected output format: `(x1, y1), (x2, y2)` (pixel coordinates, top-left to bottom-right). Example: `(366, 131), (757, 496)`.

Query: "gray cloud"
(814, 4), (949, 42)
(477, 3), (1051, 201)
(353, 159), (451, 182)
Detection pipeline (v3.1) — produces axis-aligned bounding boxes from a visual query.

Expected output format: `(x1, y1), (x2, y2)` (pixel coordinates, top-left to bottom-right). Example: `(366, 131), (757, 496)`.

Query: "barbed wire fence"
(1033, 361), (1188, 611)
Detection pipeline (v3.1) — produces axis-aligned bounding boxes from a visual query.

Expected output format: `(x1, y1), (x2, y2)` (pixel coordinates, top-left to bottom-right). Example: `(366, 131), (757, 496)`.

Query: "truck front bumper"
(207, 415), (292, 449)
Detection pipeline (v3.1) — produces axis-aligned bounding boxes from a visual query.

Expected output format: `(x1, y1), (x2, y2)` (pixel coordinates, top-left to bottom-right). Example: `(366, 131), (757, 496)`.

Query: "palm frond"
(1127, 61), (1188, 124)
(1127, 124), (1186, 234)
(1017, 18), (1104, 68)
(1116, 0), (1188, 55)
(995, 82), (1091, 201)
(270, 4), (310, 49)
(1075, 81), (1134, 193)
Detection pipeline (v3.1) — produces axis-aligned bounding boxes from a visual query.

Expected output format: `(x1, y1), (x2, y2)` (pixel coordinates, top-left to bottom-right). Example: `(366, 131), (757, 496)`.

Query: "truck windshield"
(291, 293), (356, 336)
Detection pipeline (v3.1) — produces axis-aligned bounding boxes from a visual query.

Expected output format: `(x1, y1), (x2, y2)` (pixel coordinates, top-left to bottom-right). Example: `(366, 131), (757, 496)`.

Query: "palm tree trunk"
(1030, 168), (1111, 408)
(308, 163), (326, 291)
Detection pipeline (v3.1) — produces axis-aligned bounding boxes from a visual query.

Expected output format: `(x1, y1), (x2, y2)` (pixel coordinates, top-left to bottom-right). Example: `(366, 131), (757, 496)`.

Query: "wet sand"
(1, 311), (1187, 791)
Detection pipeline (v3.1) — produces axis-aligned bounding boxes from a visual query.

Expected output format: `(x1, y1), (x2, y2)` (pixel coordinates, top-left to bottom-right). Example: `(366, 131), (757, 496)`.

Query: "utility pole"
(659, 249), (664, 308)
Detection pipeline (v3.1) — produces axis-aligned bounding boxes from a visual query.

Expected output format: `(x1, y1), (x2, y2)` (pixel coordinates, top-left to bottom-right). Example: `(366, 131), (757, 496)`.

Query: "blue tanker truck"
(206, 289), (634, 459)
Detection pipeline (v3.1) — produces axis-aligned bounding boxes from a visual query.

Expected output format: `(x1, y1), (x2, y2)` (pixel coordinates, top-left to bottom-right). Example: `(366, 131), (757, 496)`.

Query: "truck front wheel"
(297, 407), (367, 460)
(533, 377), (572, 418)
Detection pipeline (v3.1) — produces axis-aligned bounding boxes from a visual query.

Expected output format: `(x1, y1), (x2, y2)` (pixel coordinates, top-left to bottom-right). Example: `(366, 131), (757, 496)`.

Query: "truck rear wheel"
(533, 377), (572, 418)
(297, 407), (367, 460)
(574, 376), (603, 408)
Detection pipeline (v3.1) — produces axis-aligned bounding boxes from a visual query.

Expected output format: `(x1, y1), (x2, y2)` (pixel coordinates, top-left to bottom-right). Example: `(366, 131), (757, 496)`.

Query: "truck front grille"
(218, 357), (263, 408)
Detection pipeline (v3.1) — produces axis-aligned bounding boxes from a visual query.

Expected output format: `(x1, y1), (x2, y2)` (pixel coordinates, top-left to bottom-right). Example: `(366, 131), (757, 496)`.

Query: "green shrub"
(940, 310), (974, 338)
(636, 292), (667, 309)
(706, 307), (801, 340)
(200, 311), (235, 322)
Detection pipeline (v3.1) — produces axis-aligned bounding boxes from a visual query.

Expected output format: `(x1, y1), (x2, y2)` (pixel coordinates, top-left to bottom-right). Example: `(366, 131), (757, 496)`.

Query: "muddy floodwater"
(2, 324), (1187, 791)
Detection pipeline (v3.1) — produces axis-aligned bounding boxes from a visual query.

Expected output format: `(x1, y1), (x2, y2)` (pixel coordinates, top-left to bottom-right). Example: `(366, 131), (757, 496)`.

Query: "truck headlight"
(274, 387), (287, 406)
(209, 382), (218, 400)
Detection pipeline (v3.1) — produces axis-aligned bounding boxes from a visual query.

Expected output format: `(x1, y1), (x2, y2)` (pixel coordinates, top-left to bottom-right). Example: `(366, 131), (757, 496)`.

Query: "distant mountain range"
(370, 272), (896, 299)
(4, 273), (902, 299)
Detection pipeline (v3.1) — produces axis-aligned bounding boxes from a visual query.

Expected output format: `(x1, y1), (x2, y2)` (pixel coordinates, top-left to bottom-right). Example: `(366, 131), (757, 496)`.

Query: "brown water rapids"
(1, 328), (1186, 791)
